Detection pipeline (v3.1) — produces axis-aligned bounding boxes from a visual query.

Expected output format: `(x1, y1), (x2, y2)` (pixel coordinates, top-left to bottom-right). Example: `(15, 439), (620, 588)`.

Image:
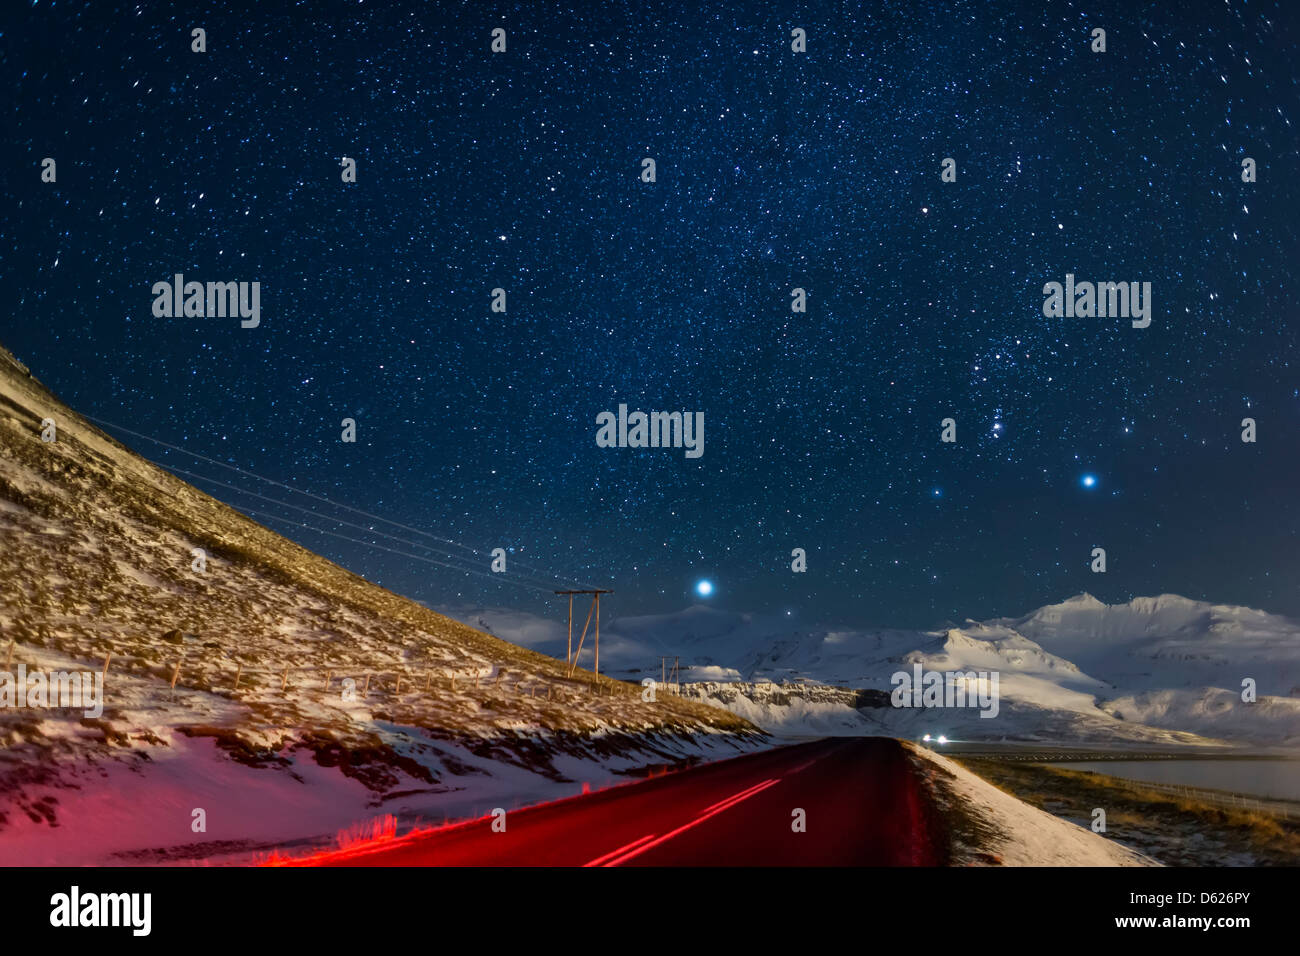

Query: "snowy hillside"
(0, 345), (761, 865)
(448, 594), (1300, 747)
(991, 592), (1300, 695)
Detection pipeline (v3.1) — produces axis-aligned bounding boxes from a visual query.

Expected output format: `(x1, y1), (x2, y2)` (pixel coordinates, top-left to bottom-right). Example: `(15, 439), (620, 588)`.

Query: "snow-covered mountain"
(447, 595), (1300, 747)
(990, 592), (1300, 695)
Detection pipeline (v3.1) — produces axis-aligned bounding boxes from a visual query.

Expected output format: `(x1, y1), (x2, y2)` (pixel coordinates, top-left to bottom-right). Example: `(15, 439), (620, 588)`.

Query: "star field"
(3, 0), (1298, 628)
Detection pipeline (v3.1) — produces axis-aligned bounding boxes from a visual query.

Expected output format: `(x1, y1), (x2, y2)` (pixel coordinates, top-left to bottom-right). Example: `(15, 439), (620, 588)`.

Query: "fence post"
(170, 660), (181, 693)
(233, 661), (242, 690)
(395, 675), (401, 695)
(324, 669), (332, 690)
(102, 653), (112, 679)
(281, 667), (289, 692)
(4, 640), (12, 670)
(425, 670), (432, 691)
(363, 674), (371, 697)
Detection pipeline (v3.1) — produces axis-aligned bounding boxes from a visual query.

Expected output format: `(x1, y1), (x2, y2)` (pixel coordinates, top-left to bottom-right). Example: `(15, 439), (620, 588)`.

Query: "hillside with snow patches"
(0, 345), (762, 865)
(448, 594), (1300, 748)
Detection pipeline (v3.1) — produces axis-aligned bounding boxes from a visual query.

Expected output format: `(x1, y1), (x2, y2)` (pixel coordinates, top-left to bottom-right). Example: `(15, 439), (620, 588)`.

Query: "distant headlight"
(936, 735), (948, 744)
(922, 734), (932, 742)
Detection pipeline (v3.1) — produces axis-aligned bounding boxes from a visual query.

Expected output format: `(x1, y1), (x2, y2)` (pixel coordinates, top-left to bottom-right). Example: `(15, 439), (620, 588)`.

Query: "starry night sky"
(3, 1), (1298, 629)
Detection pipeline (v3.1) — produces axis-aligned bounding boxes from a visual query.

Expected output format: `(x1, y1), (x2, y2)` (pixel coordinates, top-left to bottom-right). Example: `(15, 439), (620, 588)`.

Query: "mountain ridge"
(449, 592), (1300, 747)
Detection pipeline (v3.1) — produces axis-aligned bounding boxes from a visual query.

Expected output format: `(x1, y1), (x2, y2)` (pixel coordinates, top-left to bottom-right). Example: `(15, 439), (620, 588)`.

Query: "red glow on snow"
(261, 811), (492, 866)
(260, 764), (688, 866)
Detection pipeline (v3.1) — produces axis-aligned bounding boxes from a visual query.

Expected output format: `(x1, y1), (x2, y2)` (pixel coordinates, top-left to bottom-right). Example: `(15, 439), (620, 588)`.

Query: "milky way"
(4, 1), (1298, 627)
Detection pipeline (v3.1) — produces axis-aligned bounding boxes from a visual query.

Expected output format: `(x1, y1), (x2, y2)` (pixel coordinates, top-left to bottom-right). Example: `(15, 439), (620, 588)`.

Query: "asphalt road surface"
(290, 737), (948, 866)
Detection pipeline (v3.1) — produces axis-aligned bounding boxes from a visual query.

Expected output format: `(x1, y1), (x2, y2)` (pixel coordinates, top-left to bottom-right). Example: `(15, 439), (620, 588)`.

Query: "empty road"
(283, 737), (949, 866)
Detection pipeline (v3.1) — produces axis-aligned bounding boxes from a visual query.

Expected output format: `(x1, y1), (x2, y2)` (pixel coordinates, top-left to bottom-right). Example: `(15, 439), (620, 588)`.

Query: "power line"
(159, 459), (571, 592)
(82, 412), (595, 587)
(236, 506), (556, 595)
(82, 412), (602, 589)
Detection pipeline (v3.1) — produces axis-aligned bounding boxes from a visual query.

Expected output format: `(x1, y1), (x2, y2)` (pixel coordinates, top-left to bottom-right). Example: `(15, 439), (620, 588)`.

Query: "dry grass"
(954, 756), (1300, 865)
(0, 349), (762, 820)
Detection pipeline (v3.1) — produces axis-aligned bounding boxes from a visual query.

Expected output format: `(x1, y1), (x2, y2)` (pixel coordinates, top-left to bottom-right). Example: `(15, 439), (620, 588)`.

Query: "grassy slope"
(0, 345), (759, 814)
(953, 757), (1300, 866)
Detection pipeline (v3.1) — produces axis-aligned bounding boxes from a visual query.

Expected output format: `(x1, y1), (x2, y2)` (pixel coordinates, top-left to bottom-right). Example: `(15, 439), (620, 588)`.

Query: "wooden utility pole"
(566, 593), (574, 671)
(554, 590), (612, 678)
(661, 655), (680, 693)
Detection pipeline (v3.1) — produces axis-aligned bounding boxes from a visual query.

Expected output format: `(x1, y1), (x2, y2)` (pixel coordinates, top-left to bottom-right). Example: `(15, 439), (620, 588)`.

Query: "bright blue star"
(1081, 474), (1098, 489)
(695, 579), (714, 597)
